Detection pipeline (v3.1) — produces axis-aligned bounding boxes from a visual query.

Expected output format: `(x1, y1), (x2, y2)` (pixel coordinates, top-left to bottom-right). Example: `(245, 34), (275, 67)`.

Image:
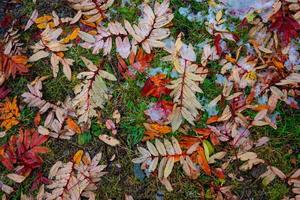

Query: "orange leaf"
(34, 112), (41, 126)
(149, 123), (172, 134)
(246, 90), (255, 104)
(87, 30), (97, 35)
(0, 53), (28, 79)
(63, 28), (80, 43)
(206, 116), (219, 124)
(80, 19), (96, 28)
(0, 97), (20, 131)
(11, 55), (28, 64)
(143, 123), (171, 141)
(252, 105), (269, 111)
(272, 57), (284, 69)
(197, 148), (211, 175)
(73, 150), (84, 164)
(66, 118), (81, 134)
(69, 28), (80, 40)
(194, 128), (211, 137)
(56, 52), (64, 58)
(179, 135), (202, 148)
(225, 54), (236, 63)
(0, 146), (4, 156)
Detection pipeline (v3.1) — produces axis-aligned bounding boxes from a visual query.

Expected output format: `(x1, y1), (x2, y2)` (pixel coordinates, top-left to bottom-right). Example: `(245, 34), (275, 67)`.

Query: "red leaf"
(270, 10), (300, 45)
(117, 48), (154, 79)
(210, 133), (220, 146)
(0, 86), (10, 99)
(0, 157), (14, 170)
(194, 128), (212, 137)
(213, 168), (225, 179)
(30, 131), (48, 148)
(0, 129), (49, 176)
(141, 74), (171, 98)
(24, 129), (31, 150)
(214, 34), (222, 56)
(30, 146), (49, 154)
(0, 15), (12, 29)
(30, 172), (51, 191)
(0, 53), (28, 79)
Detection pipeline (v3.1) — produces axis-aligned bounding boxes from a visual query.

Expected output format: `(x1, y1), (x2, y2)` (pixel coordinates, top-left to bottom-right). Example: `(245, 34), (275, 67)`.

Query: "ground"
(0, 0), (299, 199)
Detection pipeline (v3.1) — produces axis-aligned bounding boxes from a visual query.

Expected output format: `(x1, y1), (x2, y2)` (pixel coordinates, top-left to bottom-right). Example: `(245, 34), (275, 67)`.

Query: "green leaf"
(91, 121), (101, 137)
(78, 132), (92, 145)
(203, 140), (214, 160)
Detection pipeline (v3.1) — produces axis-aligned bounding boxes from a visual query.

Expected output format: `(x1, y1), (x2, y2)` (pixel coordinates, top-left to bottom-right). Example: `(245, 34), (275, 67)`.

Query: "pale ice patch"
(220, 0), (275, 19)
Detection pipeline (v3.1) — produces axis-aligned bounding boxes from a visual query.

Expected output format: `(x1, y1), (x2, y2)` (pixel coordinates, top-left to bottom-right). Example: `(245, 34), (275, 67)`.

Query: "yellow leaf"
(208, 0), (217, 7)
(48, 22), (56, 28)
(216, 10), (223, 22)
(73, 150), (84, 164)
(37, 23), (47, 29)
(245, 71), (257, 81)
(69, 27), (80, 40)
(63, 28), (80, 43)
(35, 15), (53, 24)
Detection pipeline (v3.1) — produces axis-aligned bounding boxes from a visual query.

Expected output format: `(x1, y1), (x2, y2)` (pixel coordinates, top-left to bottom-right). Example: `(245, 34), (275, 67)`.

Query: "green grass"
(115, 79), (149, 146)
(170, 0), (210, 45)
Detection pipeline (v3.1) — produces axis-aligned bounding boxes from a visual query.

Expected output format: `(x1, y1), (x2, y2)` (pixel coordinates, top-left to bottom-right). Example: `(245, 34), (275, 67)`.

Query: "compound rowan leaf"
(0, 97), (20, 131)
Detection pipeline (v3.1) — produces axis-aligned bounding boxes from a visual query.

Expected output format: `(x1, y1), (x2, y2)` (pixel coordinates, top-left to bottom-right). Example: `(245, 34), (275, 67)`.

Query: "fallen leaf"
(99, 134), (120, 146)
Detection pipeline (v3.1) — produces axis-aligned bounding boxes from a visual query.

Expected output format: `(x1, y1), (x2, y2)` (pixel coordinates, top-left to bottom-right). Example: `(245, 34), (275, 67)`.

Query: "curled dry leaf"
(7, 173), (26, 183)
(0, 180), (14, 194)
(25, 9), (38, 31)
(112, 110), (121, 123)
(99, 134), (120, 146)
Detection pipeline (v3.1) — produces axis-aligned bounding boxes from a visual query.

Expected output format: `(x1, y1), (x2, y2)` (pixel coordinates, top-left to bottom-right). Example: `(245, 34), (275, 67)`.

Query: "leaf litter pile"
(0, 0), (300, 199)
